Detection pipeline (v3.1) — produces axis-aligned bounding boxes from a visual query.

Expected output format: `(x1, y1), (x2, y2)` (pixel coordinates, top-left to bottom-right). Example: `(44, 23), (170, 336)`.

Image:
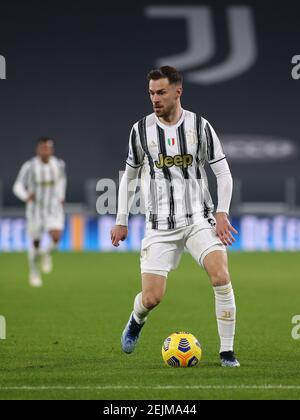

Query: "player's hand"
(215, 212), (238, 247)
(27, 193), (35, 202)
(111, 225), (128, 247)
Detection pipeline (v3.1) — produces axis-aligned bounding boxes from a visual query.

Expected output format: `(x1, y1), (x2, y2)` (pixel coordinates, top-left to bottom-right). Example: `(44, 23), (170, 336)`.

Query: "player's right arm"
(13, 161), (34, 203)
(111, 125), (145, 247)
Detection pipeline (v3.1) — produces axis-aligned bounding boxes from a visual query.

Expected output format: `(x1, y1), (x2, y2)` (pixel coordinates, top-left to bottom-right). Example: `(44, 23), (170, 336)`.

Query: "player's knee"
(51, 232), (61, 243)
(142, 293), (162, 310)
(210, 268), (230, 287)
(33, 240), (40, 249)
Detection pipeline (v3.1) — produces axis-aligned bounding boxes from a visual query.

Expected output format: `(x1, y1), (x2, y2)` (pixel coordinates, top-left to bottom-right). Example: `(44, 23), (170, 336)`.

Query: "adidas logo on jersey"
(155, 153), (193, 169)
(149, 140), (157, 148)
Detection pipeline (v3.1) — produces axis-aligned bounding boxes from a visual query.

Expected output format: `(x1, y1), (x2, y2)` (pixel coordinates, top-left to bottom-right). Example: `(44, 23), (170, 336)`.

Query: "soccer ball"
(162, 332), (202, 367)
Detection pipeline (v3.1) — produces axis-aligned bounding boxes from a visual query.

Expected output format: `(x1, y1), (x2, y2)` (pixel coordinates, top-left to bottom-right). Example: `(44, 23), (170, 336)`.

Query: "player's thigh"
(185, 226), (226, 268)
(27, 218), (43, 242)
(203, 250), (230, 286)
(140, 238), (183, 277)
(46, 213), (65, 241)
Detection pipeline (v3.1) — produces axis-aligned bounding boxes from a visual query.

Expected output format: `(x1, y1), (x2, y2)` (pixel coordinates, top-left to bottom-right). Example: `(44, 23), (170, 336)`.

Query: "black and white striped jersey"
(13, 156), (67, 220)
(126, 110), (226, 230)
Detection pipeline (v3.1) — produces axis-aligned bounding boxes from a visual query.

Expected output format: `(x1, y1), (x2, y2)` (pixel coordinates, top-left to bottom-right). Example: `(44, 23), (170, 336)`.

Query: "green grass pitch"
(0, 251), (300, 400)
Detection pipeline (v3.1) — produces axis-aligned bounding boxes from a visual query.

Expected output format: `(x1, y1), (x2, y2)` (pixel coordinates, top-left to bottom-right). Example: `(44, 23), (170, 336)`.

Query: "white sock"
(133, 292), (150, 325)
(214, 282), (236, 353)
(28, 247), (40, 277)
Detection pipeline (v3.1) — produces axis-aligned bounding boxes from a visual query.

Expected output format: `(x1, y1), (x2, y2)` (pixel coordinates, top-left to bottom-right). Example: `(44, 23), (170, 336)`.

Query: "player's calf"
(214, 282), (236, 353)
(28, 243), (43, 287)
(121, 273), (167, 354)
(141, 272), (167, 310)
(204, 252), (237, 361)
(42, 230), (63, 274)
(121, 292), (149, 353)
(41, 253), (53, 274)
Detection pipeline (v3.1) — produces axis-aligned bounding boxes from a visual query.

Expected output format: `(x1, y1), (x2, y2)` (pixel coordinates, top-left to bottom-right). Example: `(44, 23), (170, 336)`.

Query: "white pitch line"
(0, 385), (300, 391)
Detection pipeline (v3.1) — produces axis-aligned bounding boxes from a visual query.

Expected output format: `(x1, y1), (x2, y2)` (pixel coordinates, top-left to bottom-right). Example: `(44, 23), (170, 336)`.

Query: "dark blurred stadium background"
(0, 0), (299, 252)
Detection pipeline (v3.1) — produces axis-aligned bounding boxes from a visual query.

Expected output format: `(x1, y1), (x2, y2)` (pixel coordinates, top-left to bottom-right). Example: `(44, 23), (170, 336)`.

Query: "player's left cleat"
(41, 253), (53, 274)
(121, 312), (145, 354)
(220, 351), (240, 368)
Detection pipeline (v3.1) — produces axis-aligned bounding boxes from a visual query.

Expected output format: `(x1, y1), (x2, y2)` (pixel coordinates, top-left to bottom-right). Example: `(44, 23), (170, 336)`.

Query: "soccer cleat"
(220, 351), (240, 368)
(29, 273), (43, 288)
(121, 312), (145, 354)
(41, 253), (53, 274)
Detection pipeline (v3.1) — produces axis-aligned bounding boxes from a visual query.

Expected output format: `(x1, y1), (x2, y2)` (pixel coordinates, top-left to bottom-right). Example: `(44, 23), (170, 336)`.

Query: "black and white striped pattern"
(138, 117), (158, 229)
(13, 156), (66, 222)
(126, 110), (225, 230)
(157, 125), (176, 229)
(177, 121), (193, 225)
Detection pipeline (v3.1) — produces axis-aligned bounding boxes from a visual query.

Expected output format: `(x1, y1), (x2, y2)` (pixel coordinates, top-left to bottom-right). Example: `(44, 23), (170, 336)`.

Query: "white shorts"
(140, 221), (226, 277)
(27, 213), (65, 241)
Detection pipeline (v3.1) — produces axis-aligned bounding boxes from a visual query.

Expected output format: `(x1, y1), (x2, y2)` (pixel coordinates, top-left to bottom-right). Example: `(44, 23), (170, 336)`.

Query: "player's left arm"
(205, 120), (238, 246)
(58, 160), (67, 204)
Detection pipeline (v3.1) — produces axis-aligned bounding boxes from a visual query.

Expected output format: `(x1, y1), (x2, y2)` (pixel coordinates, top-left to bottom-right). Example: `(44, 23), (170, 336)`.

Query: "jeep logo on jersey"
(145, 6), (257, 85)
(39, 180), (56, 187)
(155, 153), (193, 169)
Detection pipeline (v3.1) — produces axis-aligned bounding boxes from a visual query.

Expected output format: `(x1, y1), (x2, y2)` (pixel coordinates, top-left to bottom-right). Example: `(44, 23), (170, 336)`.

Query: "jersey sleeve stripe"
(195, 115), (202, 180)
(209, 156), (227, 165)
(126, 161), (143, 169)
(205, 124), (215, 161)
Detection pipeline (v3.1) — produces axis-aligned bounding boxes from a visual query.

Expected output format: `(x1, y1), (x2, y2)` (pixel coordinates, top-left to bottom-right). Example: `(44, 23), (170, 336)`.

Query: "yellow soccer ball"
(162, 332), (202, 367)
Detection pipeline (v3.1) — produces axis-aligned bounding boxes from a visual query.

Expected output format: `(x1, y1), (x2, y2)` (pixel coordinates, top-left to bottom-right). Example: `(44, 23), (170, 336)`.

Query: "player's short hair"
(147, 66), (183, 85)
(37, 136), (53, 145)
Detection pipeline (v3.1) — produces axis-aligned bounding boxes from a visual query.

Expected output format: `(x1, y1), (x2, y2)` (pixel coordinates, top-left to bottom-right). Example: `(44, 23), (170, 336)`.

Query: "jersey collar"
(155, 109), (186, 130)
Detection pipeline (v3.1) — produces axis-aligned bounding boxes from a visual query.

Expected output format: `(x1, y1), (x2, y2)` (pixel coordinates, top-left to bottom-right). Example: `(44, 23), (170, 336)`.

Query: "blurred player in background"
(13, 137), (66, 287)
(111, 66), (240, 367)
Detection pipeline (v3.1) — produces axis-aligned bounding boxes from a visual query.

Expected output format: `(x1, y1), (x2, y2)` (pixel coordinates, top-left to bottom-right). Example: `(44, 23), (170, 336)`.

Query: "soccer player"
(111, 66), (240, 367)
(13, 137), (66, 287)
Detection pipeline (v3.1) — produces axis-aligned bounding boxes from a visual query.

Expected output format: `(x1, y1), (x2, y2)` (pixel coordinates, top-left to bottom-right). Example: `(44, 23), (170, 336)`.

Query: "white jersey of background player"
(111, 66), (240, 367)
(13, 137), (66, 287)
